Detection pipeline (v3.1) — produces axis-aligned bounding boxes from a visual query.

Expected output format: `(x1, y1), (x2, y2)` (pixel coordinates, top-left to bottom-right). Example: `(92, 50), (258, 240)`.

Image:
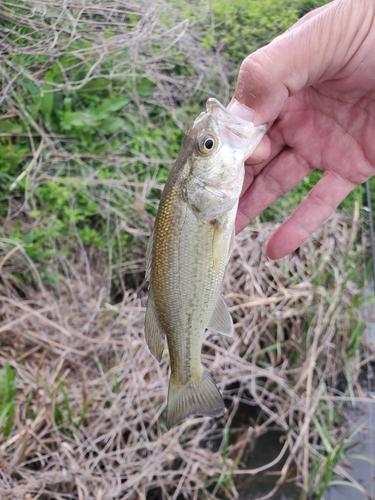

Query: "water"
(326, 404), (375, 500)
(234, 307), (375, 500)
(235, 430), (300, 500)
(234, 403), (375, 500)
(325, 306), (375, 500)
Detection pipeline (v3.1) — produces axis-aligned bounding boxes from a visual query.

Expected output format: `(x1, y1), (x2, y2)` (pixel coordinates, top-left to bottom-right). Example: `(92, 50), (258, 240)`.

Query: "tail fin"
(166, 368), (225, 429)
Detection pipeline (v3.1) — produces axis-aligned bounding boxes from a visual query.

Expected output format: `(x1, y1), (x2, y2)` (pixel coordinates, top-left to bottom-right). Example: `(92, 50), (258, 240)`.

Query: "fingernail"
(228, 99), (255, 122)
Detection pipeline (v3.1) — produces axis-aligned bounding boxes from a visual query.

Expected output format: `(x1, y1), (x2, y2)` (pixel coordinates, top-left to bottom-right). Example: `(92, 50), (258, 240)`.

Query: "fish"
(145, 98), (267, 429)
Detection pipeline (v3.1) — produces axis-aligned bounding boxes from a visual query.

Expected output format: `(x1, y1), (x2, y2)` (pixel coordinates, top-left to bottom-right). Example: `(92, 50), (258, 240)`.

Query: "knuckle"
(263, 171), (285, 199)
(239, 51), (271, 83)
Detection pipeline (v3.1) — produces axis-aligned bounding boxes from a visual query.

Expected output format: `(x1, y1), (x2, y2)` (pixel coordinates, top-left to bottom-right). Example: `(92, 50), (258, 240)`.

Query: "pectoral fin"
(212, 223), (225, 274)
(144, 288), (165, 361)
(227, 226), (235, 266)
(212, 223), (235, 273)
(208, 294), (233, 337)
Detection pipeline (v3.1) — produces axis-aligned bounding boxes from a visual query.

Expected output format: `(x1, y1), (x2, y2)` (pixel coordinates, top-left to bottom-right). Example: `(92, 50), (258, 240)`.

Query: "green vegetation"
(0, 363), (16, 436)
(200, 0), (299, 68)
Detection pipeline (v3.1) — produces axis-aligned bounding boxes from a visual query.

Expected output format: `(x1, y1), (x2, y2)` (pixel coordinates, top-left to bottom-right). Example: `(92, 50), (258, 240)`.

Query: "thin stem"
(366, 180), (375, 297)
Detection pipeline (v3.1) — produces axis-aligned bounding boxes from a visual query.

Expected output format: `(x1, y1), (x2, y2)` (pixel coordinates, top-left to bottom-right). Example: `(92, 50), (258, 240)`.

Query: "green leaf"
(42, 267), (61, 289)
(93, 97), (130, 120)
(135, 78), (156, 98)
(0, 120), (24, 134)
(21, 79), (42, 119)
(78, 78), (110, 92)
(54, 402), (64, 427)
(101, 117), (126, 134)
(0, 363), (16, 409)
(41, 71), (56, 123)
(0, 363), (16, 436)
(60, 110), (96, 131)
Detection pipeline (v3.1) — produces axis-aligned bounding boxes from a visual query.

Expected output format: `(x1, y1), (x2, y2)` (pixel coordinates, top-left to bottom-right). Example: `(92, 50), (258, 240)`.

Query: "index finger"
(266, 170), (356, 259)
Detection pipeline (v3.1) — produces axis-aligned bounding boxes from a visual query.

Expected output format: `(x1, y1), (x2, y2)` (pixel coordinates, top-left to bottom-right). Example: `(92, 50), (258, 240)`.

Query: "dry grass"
(0, 210), (374, 500)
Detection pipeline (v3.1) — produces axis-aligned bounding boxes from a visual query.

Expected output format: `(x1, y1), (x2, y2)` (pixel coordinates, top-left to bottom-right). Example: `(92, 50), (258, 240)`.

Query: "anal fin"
(144, 288), (165, 361)
(207, 294), (233, 337)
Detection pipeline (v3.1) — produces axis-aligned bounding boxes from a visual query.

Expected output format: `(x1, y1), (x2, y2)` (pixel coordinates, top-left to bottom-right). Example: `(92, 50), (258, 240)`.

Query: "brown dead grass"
(0, 211), (374, 500)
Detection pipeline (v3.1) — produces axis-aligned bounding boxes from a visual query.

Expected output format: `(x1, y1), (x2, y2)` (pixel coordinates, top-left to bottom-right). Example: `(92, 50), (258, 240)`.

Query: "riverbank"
(1, 213), (373, 499)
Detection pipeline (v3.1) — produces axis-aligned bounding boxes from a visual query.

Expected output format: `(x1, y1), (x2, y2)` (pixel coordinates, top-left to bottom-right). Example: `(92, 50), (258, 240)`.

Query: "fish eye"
(198, 135), (216, 154)
(204, 138), (214, 149)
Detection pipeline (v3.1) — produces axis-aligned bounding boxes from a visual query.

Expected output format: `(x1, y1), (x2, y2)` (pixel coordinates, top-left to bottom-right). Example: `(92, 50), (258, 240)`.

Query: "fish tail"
(166, 368), (225, 429)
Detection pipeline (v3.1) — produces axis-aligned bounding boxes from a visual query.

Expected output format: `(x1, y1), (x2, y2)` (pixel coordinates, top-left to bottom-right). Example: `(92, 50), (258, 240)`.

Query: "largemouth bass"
(145, 98), (267, 429)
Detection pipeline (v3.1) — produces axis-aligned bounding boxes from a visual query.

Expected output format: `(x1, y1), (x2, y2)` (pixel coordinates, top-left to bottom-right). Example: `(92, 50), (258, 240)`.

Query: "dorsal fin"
(144, 288), (165, 361)
(145, 229), (154, 283)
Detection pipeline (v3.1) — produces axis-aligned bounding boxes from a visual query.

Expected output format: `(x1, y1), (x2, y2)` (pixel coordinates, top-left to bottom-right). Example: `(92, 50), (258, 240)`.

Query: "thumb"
(229, 0), (372, 124)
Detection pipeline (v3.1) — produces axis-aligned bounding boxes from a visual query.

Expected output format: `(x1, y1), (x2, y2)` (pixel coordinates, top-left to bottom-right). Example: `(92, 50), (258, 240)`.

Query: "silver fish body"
(145, 99), (267, 428)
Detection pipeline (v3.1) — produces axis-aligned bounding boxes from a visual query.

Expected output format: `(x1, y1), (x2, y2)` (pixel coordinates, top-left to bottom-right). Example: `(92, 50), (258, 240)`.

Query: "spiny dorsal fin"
(166, 367), (224, 429)
(207, 294), (233, 337)
(144, 288), (165, 361)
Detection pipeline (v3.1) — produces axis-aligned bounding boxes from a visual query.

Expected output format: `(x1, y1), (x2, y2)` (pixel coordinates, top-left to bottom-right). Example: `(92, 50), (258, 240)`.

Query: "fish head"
(184, 98), (267, 222)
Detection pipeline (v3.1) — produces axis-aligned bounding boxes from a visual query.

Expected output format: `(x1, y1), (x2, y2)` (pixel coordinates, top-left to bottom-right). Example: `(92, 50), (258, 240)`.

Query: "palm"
(236, 86), (375, 258)
(280, 87), (375, 182)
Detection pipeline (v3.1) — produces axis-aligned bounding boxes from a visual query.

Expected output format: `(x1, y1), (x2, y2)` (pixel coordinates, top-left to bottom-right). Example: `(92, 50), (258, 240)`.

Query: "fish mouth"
(206, 98), (256, 138)
(206, 98), (268, 157)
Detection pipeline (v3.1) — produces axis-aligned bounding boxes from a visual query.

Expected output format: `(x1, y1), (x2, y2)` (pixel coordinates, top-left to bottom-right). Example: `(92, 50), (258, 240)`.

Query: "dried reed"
(0, 212), (373, 500)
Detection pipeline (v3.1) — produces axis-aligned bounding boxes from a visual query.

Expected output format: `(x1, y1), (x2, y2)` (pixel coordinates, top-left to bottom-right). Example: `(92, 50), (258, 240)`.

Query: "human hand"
(229, 0), (375, 259)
